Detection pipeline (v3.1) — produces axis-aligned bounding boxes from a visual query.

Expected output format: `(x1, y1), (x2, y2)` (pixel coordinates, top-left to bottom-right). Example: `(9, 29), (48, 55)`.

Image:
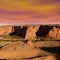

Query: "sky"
(0, 0), (60, 24)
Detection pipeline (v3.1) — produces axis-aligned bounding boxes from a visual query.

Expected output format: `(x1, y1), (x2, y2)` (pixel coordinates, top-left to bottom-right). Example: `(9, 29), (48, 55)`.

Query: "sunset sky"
(0, 0), (60, 24)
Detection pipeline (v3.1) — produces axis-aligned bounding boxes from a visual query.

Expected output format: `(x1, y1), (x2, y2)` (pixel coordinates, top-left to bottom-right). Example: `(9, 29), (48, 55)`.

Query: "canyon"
(0, 25), (60, 60)
(0, 25), (60, 40)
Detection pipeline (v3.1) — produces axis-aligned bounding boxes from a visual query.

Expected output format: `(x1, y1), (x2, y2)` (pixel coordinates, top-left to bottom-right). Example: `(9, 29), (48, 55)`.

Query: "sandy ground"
(0, 41), (60, 60)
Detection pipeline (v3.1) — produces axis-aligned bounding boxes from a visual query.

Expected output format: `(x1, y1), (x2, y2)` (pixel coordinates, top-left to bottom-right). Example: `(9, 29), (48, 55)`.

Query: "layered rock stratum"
(0, 25), (60, 40)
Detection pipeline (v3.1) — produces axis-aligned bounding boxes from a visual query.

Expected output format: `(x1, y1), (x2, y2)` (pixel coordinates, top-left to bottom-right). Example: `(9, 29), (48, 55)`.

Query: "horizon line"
(0, 23), (60, 25)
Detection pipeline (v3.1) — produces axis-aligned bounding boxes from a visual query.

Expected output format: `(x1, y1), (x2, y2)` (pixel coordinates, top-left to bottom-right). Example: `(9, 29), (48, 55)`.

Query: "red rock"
(0, 26), (14, 35)
(56, 28), (60, 40)
(48, 27), (60, 39)
(25, 25), (39, 40)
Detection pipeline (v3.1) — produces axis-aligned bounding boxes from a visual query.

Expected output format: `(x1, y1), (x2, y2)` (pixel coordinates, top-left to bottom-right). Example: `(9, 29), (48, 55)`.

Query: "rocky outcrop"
(56, 29), (60, 39)
(0, 25), (60, 40)
(36, 25), (53, 37)
(25, 25), (40, 40)
(0, 26), (14, 35)
(9, 26), (27, 38)
(47, 27), (60, 40)
(9, 25), (40, 39)
(0, 25), (59, 60)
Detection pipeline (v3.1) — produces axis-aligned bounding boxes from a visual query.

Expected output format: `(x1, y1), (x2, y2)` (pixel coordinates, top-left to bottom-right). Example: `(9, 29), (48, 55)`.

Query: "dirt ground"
(0, 41), (60, 60)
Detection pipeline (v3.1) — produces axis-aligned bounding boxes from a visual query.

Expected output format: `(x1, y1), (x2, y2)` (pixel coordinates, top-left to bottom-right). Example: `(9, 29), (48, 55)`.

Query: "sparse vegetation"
(0, 35), (60, 42)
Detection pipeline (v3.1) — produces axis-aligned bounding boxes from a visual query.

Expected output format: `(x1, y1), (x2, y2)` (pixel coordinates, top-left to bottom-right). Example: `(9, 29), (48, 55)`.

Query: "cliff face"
(9, 26), (27, 38)
(0, 25), (60, 40)
(48, 27), (60, 39)
(0, 26), (14, 35)
(25, 25), (40, 40)
(36, 25), (53, 37)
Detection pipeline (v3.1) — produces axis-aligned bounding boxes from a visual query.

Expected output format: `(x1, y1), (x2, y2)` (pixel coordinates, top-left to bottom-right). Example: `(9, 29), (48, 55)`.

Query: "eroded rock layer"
(0, 25), (60, 39)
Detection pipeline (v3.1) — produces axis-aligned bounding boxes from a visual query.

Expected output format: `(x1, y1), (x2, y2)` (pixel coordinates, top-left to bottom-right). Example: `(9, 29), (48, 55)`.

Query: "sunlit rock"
(47, 27), (60, 39)
(0, 26), (14, 35)
(25, 25), (40, 40)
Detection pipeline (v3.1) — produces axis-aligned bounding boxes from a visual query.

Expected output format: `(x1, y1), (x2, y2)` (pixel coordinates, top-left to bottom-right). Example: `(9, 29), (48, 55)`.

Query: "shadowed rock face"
(10, 25), (40, 39)
(48, 27), (60, 39)
(9, 26), (21, 36)
(9, 26), (27, 38)
(0, 25), (60, 39)
(21, 26), (27, 38)
(9, 25), (50, 38)
(36, 25), (53, 37)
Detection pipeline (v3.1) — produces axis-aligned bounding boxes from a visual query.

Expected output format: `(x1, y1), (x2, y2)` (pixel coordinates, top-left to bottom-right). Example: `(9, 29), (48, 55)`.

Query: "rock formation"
(25, 25), (40, 40)
(0, 25), (59, 60)
(56, 29), (60, 39)
(0, 25), (60, 40)
(0, 26), (14, 35)
(9, 26), (27, 38)
(47, 27), (60, 40)
(36, 25), (53, 37)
